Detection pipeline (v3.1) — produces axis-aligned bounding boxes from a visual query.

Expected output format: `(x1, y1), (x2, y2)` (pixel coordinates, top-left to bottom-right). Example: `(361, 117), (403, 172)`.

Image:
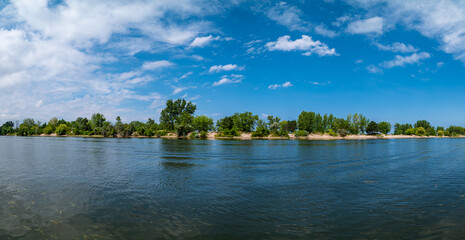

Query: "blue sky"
(1, 0), (465, 127)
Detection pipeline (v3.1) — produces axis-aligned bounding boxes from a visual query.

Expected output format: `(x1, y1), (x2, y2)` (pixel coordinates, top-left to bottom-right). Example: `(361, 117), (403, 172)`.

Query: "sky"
(1, 0), (465, 127)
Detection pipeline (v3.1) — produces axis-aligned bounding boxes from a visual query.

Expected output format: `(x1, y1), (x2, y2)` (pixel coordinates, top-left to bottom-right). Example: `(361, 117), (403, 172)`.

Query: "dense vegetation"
(1, 98), (464, 138)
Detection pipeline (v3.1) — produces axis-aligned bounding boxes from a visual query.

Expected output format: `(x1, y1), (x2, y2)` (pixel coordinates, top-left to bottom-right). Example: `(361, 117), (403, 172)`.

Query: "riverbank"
(7, 132), (462, 140)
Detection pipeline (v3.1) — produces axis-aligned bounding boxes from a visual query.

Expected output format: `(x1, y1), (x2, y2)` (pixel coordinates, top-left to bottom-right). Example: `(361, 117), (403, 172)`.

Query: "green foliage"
(160, 99), (196, 131)
(378, 121), (391, 135)
(252, 119), (270, 137)
(194, 115), (214, 132)
(437, 130), (445, 137)
(233, 112), (258, 132)
(174, 112), (194, 137)
(218, 128), (240, 137)
(366, 121), (379, 135)
(414, 120), (432, 130)
(404, 128), (415, 135)
(294, 130), (309, 137)
(337, 129), (348, 137)
(415, 127), (426, 136)
(327, 129), (337, 137)
(287, 120), (297, 132)
(55, 124), (69, 135)
(298, 111), (316, 133)
(394, 123), (413, 135)
(200, 131), (208, 139)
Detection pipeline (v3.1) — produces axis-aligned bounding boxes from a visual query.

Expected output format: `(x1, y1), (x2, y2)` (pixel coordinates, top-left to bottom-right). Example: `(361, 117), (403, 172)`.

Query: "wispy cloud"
(375, 42), (418, 53)
(268, 81), (293, 89)
(381, 52), (431, 68)
(212, 74), (244, 86)
(347, 17), (384, 35)
(142, 60), (174, 70)
(209, 64), (244, 73)
(190, 35), (221, 48)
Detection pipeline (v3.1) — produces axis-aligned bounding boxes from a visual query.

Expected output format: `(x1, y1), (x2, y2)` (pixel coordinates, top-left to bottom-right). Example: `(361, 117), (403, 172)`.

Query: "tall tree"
(160, 99), (196, 131)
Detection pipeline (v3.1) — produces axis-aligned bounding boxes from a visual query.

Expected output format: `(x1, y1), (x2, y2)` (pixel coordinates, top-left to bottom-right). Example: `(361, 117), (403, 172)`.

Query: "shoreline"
(3, 133), (464, 140)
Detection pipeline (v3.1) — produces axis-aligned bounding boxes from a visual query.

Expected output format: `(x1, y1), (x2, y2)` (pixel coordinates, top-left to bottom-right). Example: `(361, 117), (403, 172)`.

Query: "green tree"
(252, 119), (270, 137)
(378, 121), (391, 135)
(56, 124), (69, 135)
(233, 112), (258, 132)
(415, 127), (426, 136)
(414, 120), (432, 130)
(194, 115), (214, 132)
(175, 112), (194, 136)
(160, 99), (196, 131)
(366, 121), (379, 135)
(288, 120), (297, 132)
(298, 111), (316, 133)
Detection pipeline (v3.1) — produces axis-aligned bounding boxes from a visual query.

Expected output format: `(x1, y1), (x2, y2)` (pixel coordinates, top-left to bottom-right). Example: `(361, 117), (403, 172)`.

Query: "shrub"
(415, 127), (426, 136)
(218, 128), (240, 137)
(437, 130), (444, 137)
(337, 129), (348, 137)
(200, 131), (208, 139)
(189, 132), (199, 139)
(252, 127), (270, 137)
(294, 130), (309, 137)
(404, 128), (415, 135)
(55, 124), (69, 136)
(327, 129), (337, 137)
(44, 125), (54, 135)
(155, 130), (168, 137)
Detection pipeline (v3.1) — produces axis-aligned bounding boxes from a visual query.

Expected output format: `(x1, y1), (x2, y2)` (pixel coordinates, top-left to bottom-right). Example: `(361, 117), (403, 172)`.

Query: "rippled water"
(1, 136), (465, 239)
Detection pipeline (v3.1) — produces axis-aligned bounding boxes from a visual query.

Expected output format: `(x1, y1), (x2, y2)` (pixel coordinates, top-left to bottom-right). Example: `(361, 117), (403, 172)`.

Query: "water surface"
(1, 136), (465, 239)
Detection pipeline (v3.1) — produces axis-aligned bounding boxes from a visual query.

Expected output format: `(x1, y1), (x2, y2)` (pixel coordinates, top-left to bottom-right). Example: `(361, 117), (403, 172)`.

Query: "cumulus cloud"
(346, 17), (384, 35)
(0, 0), (222, 122)
(381, 52), (431, 68)
(142, 60), (174, 70)
(268, 81), (293, 89)
(266, 35), (338, 56)
(189, 35), (220, 47)
(212, 74), (244, 86)
(209, 64), (244, 73)
(375, 42), (418, 53)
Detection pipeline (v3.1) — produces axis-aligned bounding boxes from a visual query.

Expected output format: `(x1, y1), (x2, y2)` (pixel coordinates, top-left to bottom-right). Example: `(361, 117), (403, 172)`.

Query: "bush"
(55, 124), (69, 136)
(294, 130), (309, 137)
(200, 131), (208, 139)
(218, 128), (240, 137)
(252, 127), (270, 137)
(155, 130), (168, 137)
(327, 129), (337, 137)
(44, 125), (54, 134)
(337, 129), (348, 137)
(189, 132), (199, 139)
(437, 130), (444, 137)
(415, 127), (426, 136)
(404, 128), (415, 135)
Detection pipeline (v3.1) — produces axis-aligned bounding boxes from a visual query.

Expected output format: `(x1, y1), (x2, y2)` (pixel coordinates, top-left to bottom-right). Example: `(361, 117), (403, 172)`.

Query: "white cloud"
(266, 2), (310, 32)
(0, 0), (223, 122)
(209, 64), (244, 73)
(172, 87), (188, 95)
(375, 42), (418, 53)
(142, 60), (174, 70)
(314, 24), (338, 38)
(366, 65), (383, 74)
(212, 74), (244, 87)
(190, 35), (220, 47)
(381, 52), (431, 68)
(309, 81), (331, 85)
(347, 0), (465, 63)
(268, 81), (293, 89)
(266, 35), (338, 56)
(347, 17), (383, 35)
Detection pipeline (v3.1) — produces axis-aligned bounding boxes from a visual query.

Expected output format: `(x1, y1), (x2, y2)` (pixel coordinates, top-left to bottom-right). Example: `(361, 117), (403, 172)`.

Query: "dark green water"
(1, 136), (465, 239)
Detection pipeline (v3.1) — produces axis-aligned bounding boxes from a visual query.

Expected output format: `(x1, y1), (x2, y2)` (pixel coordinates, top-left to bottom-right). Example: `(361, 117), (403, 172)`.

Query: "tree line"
(1, 98), (464, 138)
